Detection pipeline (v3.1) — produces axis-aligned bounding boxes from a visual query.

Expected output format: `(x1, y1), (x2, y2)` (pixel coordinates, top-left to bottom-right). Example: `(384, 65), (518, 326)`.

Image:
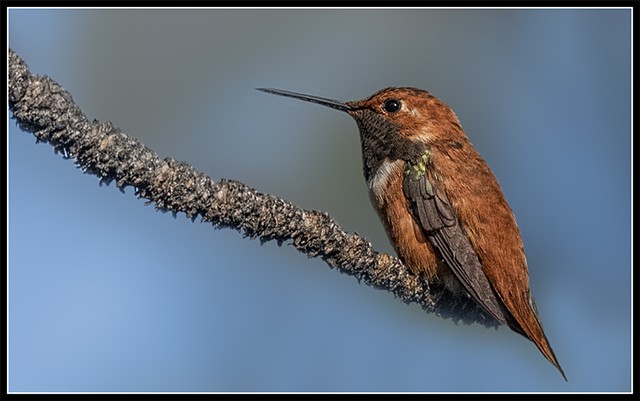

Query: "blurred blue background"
(8, 8), (631, 392)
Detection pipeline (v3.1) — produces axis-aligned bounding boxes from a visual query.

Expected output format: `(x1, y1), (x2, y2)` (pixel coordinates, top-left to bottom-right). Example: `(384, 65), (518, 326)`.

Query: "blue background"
(8, 8), (631, 392)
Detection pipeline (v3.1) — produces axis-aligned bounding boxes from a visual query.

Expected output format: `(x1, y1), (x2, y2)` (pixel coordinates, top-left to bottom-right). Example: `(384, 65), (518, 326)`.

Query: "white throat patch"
(367, 159), (402, 204)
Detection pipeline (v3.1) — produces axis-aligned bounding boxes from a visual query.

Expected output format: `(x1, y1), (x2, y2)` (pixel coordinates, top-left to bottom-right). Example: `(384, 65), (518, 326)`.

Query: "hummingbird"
(257, 86), (566, 380)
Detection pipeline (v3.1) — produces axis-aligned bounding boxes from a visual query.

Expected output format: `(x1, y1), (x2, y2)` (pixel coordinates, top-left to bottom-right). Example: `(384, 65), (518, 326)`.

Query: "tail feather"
(509, 316), (567, 381)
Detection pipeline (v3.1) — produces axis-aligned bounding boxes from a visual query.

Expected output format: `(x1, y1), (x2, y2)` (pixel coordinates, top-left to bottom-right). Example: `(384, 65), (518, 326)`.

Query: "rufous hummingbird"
(257, 86), (566, 381)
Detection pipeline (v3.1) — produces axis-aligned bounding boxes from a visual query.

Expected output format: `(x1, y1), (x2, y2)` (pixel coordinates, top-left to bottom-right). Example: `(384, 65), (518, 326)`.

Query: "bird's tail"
(509, 296), (567, 381)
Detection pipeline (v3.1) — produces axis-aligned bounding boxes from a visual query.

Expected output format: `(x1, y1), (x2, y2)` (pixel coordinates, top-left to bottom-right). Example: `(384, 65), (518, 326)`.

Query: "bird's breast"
(366, 158), (448, 282)
(367, 159), (403, 207)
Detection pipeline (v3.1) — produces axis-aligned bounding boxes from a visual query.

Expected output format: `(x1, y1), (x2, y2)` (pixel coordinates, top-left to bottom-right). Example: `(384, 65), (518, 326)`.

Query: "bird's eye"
(383, 98), (401, 113)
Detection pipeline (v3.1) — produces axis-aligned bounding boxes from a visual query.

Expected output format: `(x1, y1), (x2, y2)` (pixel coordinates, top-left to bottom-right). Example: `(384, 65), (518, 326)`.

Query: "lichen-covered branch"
(8, 48), (497, 328)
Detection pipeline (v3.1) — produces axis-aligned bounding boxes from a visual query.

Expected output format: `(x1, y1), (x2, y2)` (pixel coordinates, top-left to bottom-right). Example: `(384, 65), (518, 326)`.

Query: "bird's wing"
(403, 157), (508, 324)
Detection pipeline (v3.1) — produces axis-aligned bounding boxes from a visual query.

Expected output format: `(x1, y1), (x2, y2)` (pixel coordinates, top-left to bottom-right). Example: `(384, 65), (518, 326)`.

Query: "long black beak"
(256, 88), (351, 112)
